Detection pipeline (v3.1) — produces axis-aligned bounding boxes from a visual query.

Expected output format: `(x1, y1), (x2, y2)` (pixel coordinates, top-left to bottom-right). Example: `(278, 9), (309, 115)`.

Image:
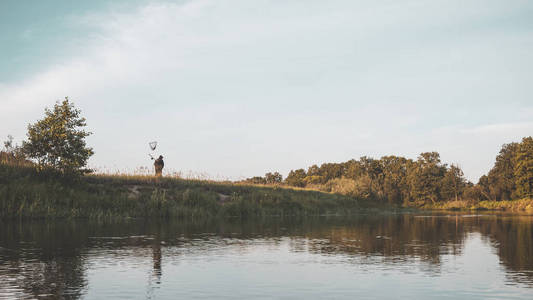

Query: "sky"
(1, 0), (532, 181)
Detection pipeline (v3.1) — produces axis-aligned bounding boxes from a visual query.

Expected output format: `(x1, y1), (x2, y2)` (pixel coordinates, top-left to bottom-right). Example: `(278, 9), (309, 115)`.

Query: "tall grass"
(419, 198), (533, 211)
(0, 163), (377, 219)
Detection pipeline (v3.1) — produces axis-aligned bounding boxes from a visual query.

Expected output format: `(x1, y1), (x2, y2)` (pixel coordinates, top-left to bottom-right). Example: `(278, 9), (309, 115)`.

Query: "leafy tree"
(513, 136), (533, 199)
(441, 164), (467, 201)
(343, 159), (364, 179)
(360, 156), (382, 197)
(285, 169), (307, 187)
(307, 164), (320, 177)
(319, 163), (344, 183)
(245, 176), (267, 184)
(380, 156), (410, 205)
(23, 97), (94, 174)
(265, 172), (283, 184)
(477, 175), (494, 201)
(486, 142), (519, 200)
(463, 184), (483, 201)
(408, 152), (446, 204)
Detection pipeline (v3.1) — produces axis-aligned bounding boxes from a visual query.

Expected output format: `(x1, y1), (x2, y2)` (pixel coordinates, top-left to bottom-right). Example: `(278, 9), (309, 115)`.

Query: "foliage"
(479, 137), (533, 201)
(408, 152), (446, 203)
(421, 198), (533, 211)
(22, 97), (94, 175)
(513, 137), (533, 199)
(279, 151), (466, 205)
(272, 154), (455, 205)
(3, 135), (15, 152)
(265, 171), (283, 184)
(1, 135), (28, 165)
(484, 142), (519, 200)
(278, 138), (533, 205)
(440, 164), (467, 201)
(245, 176), (267, 184)
(326, 177), (370, 198)
(285, 169), (306, 187)
(244, 172), (283, 185)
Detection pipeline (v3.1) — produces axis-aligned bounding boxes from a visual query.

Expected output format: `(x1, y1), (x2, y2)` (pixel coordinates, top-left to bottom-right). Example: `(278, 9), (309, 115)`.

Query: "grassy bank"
(3, 163), (530, 219)
(419, 198), (533, 212)
(0, 163), (386, 219)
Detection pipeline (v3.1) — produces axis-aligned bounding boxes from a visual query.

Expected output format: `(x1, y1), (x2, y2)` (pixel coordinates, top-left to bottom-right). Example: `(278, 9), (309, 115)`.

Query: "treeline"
(245, 136), (533, 205)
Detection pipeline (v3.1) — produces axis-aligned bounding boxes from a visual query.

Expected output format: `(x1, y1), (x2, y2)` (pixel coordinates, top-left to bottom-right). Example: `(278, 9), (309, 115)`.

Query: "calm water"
(1, 213), (533, 299)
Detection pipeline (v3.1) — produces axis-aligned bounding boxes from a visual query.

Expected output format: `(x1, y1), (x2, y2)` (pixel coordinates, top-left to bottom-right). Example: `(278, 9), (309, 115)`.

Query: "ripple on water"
(1, 215), (533, 299)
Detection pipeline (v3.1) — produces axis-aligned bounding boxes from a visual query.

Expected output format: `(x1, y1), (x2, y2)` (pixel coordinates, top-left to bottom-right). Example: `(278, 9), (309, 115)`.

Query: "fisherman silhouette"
(154, 155), (164, 177)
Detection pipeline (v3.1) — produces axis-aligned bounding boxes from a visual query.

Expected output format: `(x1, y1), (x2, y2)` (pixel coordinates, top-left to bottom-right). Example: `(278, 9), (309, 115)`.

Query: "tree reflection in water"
(0, 221), (88, 299)
(0, 213), (532, 299)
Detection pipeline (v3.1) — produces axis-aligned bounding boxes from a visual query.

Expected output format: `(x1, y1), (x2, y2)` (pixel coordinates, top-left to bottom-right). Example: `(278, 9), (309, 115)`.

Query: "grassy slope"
(0, 163), (386, 219)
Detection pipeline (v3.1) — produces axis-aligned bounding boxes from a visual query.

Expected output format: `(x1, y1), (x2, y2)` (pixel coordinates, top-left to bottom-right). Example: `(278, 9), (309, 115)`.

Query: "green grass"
(0, 163), (387, 219)
(5, 163), (528, 219)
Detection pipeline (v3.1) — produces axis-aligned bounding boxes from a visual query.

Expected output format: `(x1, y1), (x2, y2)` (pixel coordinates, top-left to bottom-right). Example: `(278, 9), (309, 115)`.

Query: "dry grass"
(1, 162), (373, 219)
(420, 198), (533, 211)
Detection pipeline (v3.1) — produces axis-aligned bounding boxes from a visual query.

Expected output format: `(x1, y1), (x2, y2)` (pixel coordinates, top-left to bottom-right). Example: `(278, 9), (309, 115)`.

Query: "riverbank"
(0, 163), (387, 219)
(2, 163), (531, 219)
(418, 198), (533, 212)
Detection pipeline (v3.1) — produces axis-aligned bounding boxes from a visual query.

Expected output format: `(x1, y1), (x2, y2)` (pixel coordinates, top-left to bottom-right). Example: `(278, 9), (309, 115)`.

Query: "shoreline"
(1, 163), (531, 219)
(1, 163), (377, 219)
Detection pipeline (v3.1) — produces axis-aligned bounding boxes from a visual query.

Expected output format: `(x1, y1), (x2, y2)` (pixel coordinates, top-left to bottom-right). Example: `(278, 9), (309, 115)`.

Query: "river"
(1, 213), (532, 299)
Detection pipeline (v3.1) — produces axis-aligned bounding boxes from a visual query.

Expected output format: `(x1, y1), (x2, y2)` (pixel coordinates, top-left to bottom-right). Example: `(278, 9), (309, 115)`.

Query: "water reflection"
(0, 222), (88, 299)
(0, 213), (532, 299)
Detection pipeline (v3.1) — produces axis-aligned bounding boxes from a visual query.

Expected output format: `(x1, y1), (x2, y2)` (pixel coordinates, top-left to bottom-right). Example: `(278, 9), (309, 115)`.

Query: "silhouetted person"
(154, 155), (164, 177)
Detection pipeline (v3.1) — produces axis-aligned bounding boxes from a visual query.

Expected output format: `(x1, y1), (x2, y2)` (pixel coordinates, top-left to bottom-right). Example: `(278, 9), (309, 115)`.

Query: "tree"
(486, 142), (519, 200)
(319, 163), (344, 183)
(343, 159), (363, 179)
(245, 176), (267, 184)
(441, 164), (466, 201)
(307, 164), (320, 176)
(265, 172), (283, 184)
(408, 152), (446, 204)
(380, 156), (410, 205)
(463, 184), (483, 201)
(360, 156), (382, 198)
(513, 136), (533, 199)
(285, 169), (307, 187)
(23, 97), (94, 174)
(477, 175), (494, 201)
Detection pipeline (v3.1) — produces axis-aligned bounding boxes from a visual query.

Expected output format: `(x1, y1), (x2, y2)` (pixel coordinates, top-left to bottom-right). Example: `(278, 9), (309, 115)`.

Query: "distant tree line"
(245, 172), (283, 185)
(245, 137), (532, 205)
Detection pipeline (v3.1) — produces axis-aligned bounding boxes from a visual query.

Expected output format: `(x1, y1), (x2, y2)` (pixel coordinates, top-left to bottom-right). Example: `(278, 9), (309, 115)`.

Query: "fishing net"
(149, 141), (157, 151)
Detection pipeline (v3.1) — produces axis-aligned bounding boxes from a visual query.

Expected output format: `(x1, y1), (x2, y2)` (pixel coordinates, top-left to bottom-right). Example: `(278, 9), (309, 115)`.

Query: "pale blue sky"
(1, 0), (532, 181)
